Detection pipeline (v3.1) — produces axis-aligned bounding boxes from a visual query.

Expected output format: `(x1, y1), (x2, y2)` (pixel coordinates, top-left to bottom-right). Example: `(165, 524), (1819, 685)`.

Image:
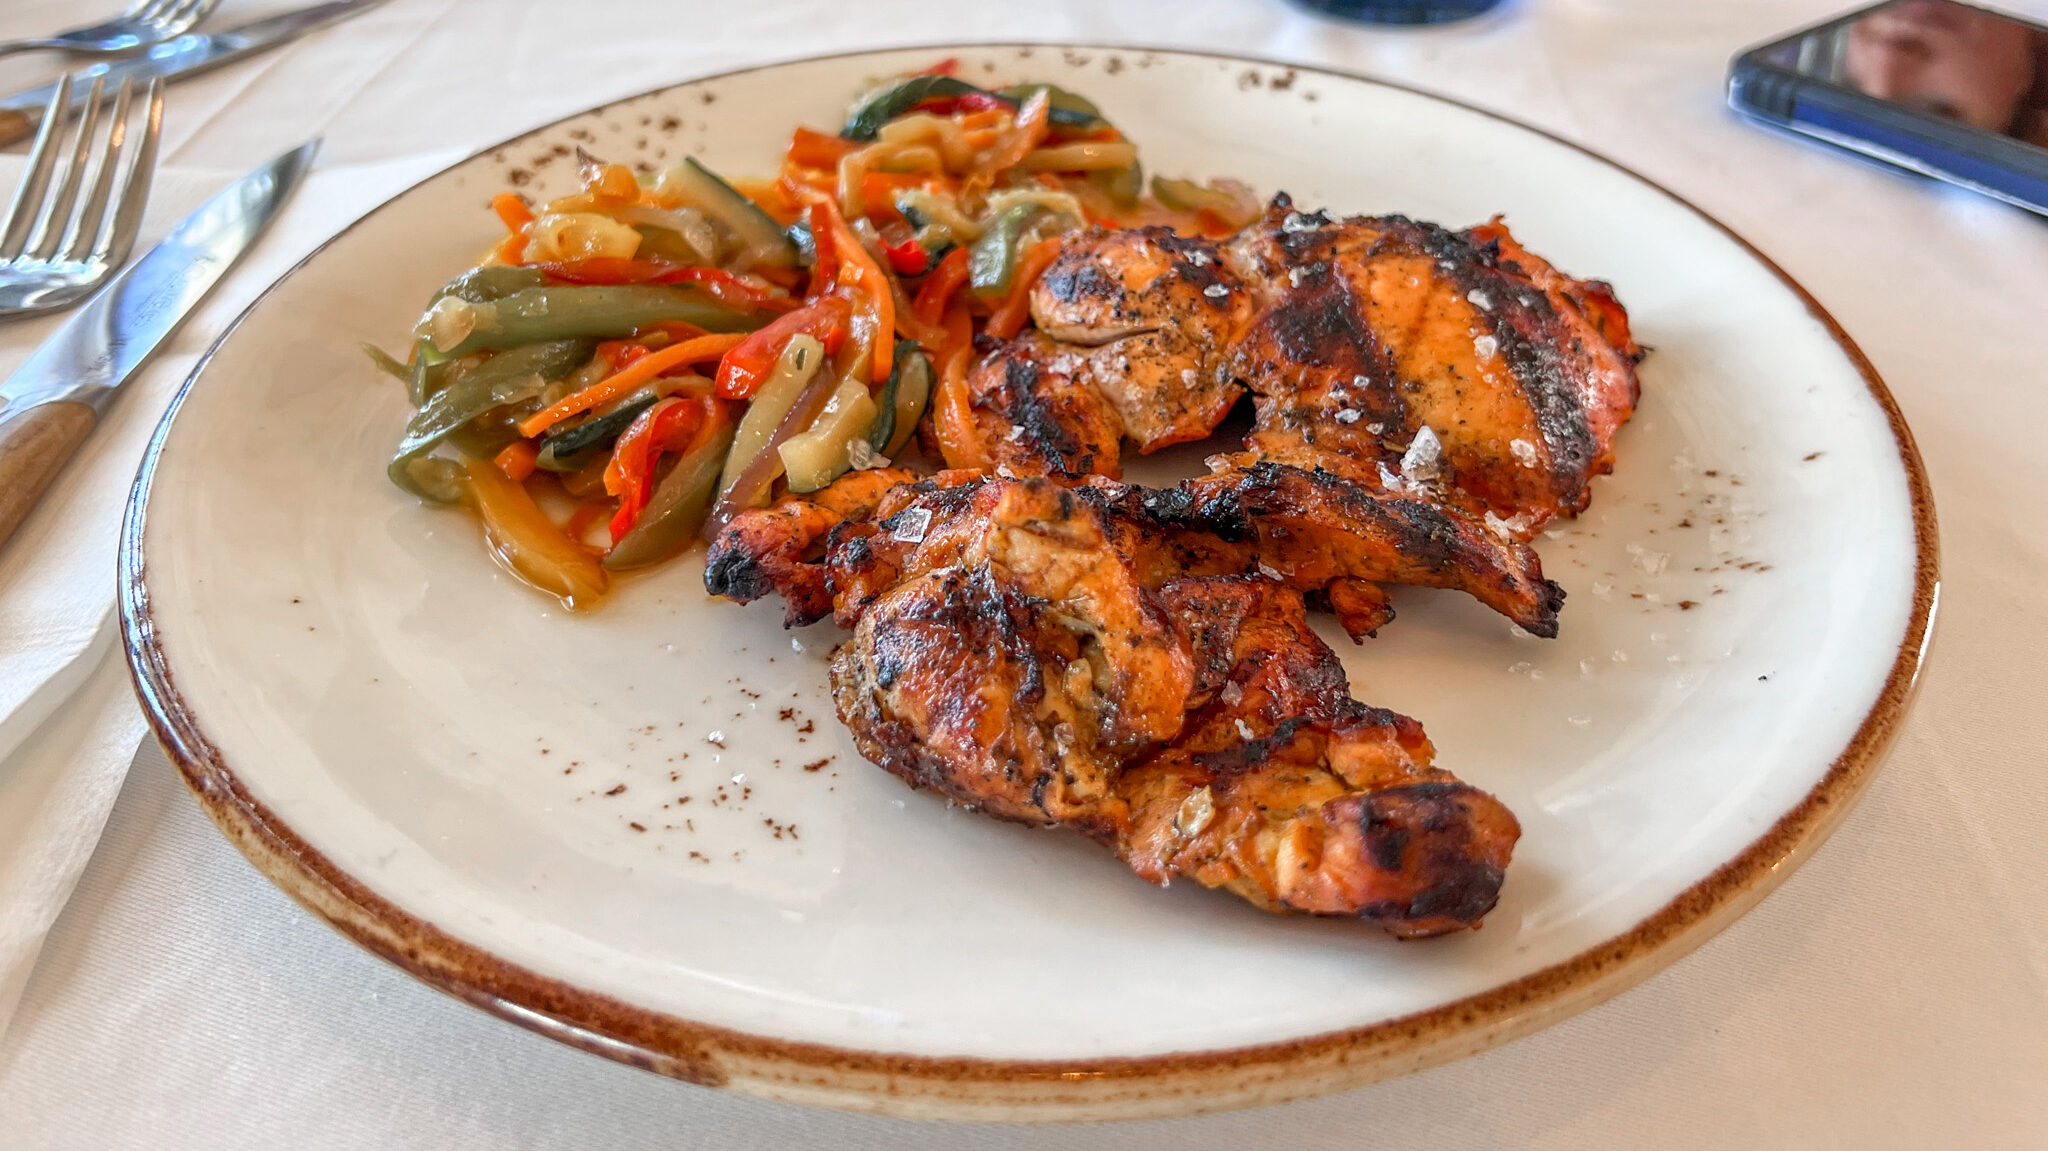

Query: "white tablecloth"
(3, 0), (2046, 1145)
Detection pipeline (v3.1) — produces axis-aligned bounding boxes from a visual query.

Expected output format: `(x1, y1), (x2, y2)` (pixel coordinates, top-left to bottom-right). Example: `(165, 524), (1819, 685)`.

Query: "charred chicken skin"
(823, 475), (1519, 937)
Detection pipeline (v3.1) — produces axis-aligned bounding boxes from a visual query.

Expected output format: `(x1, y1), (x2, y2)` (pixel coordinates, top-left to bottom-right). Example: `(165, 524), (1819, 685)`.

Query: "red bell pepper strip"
(712, 296), (852, 400)
(880, 235), (931, 276)
(604, 397), (706, 541)
(533, 259), (795, 311)
(912, 247), (971, 327)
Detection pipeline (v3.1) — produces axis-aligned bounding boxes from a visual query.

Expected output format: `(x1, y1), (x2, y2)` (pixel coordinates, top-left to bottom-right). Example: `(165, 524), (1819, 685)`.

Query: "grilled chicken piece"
(1123, 577), (1518, 934)
(1178, 462), (1565, 637)
(1226, 202), (1641, 530)
(974, 196), (1640, 538)
(1030, 225), (1254, 453)
(826, 476), (1519, 936)
(714, 458), (1559, 640)
(702, 466), (921, 627)
(966, 332), (1125, 478)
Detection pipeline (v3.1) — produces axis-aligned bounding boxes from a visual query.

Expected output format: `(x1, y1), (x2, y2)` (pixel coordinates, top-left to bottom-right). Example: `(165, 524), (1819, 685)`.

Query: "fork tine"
(0, 75), (74, 261)
(60, 77), (135, 264)
(94, 76), (162, 269)
(130, 0), (177, 22)
(25, 74), (106, 261)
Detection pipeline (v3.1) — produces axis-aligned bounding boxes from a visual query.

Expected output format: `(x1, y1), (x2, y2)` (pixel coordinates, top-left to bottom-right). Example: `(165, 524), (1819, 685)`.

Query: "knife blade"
(0, 140), (319, 549)
(0, 1), (387, 148)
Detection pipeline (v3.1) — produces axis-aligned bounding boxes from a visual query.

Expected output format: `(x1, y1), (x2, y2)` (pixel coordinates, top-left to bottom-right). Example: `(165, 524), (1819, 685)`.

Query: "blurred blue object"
(1291, 0), (1503, 23)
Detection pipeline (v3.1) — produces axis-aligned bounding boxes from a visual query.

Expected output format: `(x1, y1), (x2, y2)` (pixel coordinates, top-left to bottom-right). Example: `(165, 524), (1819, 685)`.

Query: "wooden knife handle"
(0, 108), (35, 150)
(0, 400), (97, 552)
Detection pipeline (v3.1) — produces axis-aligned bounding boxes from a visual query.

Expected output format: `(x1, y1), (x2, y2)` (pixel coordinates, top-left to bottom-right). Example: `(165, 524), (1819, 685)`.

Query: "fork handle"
(0, 400), (98, 552)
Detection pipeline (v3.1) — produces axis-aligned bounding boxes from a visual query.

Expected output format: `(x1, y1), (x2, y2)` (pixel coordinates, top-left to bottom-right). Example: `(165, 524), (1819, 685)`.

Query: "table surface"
(2, 0), (2046, 1146)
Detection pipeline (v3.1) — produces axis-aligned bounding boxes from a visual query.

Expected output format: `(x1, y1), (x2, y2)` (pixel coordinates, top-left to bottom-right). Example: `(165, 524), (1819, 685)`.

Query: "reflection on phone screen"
(1765, 0), (2048, 147)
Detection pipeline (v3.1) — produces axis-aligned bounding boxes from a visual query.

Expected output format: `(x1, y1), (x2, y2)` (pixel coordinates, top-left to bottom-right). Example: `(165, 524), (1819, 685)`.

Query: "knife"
(0, 1), (387, 148)
(0, 140), (318, 551)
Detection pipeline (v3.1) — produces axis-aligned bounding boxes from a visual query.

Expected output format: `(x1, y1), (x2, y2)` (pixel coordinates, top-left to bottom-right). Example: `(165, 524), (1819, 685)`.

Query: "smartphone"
(1727, 0), (2048, 215)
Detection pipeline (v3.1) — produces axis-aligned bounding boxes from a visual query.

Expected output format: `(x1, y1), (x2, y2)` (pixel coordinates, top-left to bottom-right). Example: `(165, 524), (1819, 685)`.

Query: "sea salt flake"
(1287, 266), (1309, 287)
(847, 439), (889, 470)
(1350, 374), (1372, 391)
(1187, 249), (1211, 266)
(791, 638), (805, 653)
(1203, 284), (1228, 299)
(1365, 422), (1384, 435)
(1219, 681), (1245, 706)
(1467, 288), (1494, 311)
(1174, 786), (1217, 838)
(1567, 715), (1592, 728)
(1006, 424), (1025, 441)
(890, 507), (933, 544)
(1256, 560), (1284, 580)
(706, 730), (725, 746)
(1485, 510), (1534, 541)
(1399, 426), (1444, 484)
(1334, 409), (1363, 425)
(1377, 461), (1406, 492)
(1590, 580), (1613, 599)
(1281, 211), (1317, 233)
(1234, 718), (1256, 741)
(1181, 368), (1198, 386)
(1473, 334), (1500, 359)
(1579, 658), (1596, 677)
(1510, 438), (1538, 467)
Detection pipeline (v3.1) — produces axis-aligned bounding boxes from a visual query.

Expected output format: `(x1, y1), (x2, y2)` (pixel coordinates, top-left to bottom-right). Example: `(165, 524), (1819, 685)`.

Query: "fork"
(0, 72), (163, 319)
(0, 0), (221, 60)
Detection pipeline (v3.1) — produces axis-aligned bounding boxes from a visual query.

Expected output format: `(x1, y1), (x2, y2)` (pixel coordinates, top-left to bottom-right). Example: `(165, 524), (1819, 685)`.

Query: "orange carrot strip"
(494, 440), (539, 482)
(934, 341), (988, 471)
(970, 90), (1049, 191)
(788, 126), (857, 169)
(516, 332), (747, 438)
(808, 193), (895, 384)
(491, 192), (534, 231)
(984, 237), (1064, 340)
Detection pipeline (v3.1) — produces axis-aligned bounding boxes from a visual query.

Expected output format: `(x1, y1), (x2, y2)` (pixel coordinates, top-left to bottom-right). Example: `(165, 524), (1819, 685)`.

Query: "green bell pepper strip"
(435, 263), (545, 304)
(1149, 176), (1245, 215)
(603, 421), (739, 570)
(417, 285), (766, 358)
(387, 338), (596, 501)
(968, 204), (1045, 300)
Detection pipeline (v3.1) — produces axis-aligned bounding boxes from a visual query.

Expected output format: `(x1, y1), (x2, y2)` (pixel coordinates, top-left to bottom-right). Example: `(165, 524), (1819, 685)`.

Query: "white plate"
(121, 46), (1936, 1121)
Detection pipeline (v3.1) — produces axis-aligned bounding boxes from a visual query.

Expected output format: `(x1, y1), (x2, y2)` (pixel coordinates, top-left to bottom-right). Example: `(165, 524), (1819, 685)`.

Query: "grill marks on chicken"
(824, 476), (1519, 936)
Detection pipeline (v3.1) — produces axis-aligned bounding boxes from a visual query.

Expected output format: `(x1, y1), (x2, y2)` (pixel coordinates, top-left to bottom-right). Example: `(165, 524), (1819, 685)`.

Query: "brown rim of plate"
(117, 44), (1941, 1123)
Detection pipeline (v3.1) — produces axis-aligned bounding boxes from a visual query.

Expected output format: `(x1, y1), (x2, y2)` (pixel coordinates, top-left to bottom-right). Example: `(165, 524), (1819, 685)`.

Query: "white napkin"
(0, 150), (463, 1038)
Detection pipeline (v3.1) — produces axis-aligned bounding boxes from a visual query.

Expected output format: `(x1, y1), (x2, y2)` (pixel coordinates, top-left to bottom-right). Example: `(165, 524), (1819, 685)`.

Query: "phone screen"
(1757, 0), (2048, 150)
